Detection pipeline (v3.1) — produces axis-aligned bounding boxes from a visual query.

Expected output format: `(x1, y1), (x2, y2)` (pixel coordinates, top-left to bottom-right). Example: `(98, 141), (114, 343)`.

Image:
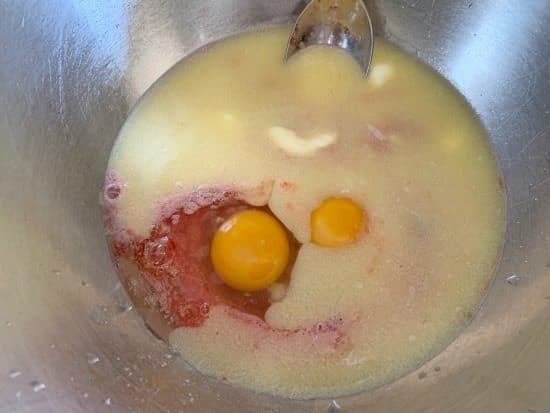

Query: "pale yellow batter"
(107, 28), (504, 398)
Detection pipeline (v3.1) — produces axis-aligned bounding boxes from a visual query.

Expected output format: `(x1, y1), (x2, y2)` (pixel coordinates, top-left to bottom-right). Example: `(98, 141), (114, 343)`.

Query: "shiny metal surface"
(285, 0), (374, 75)
(0, 1), (549, 412)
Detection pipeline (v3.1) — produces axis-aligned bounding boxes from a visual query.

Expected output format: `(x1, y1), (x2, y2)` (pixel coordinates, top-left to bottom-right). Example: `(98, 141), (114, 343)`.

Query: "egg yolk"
(310, 197), (365, 247)
(210, 209), (290, 292)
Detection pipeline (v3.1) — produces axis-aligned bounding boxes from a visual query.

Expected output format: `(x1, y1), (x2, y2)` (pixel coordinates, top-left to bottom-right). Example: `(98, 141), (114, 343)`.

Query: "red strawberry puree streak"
(104, 178), (350, 349)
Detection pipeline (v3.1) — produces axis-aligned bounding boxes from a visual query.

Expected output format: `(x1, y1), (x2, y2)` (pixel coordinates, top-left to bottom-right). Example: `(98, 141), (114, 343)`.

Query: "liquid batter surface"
(104, 28), (504, 398)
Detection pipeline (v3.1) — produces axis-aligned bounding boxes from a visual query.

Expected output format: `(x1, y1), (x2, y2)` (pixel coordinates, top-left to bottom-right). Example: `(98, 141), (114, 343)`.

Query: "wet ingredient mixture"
(103, 28), (504, 398)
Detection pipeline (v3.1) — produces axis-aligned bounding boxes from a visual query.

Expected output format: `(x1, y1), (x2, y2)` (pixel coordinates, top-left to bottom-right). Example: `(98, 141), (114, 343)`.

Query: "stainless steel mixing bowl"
(1, 1), (549, 412)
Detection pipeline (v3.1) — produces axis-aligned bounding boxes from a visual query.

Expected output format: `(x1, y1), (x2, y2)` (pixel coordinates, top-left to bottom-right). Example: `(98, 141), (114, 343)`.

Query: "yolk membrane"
(210, 209), (290, 292)
(310, 197), (365, 247)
